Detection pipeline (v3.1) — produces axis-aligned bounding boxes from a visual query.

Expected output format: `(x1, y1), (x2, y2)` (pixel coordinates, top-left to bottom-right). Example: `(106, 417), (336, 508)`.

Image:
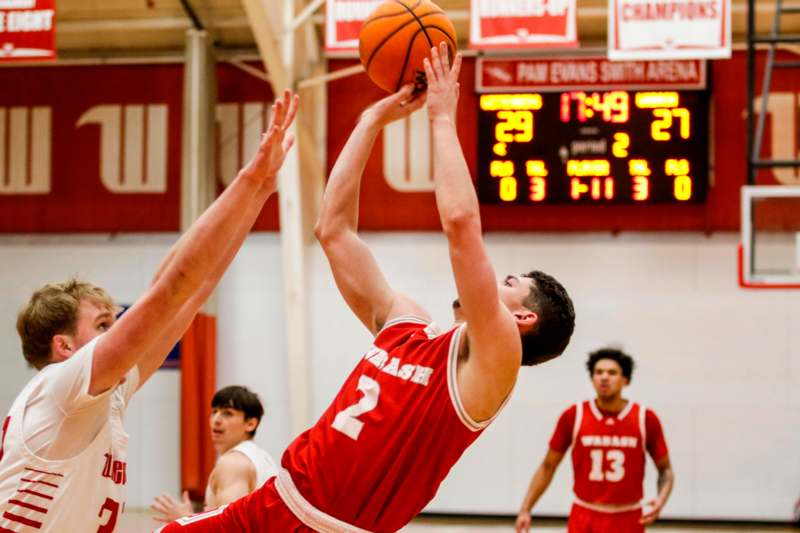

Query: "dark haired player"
(157, 43), (574, 533)
(152, 386), (276, 522)
(516, 348), (675, 533)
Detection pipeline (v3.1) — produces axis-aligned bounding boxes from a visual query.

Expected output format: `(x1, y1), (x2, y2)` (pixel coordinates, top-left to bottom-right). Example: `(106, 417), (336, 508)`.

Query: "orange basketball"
(359, 0), (457, 93)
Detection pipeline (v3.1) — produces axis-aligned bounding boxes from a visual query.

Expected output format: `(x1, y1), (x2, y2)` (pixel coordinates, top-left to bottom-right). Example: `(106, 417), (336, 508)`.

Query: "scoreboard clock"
(477, 89), (710, 204)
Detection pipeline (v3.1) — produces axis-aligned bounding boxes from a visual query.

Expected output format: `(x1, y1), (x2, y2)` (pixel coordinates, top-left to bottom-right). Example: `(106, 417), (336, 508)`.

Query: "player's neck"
(594, 396), (627, 414)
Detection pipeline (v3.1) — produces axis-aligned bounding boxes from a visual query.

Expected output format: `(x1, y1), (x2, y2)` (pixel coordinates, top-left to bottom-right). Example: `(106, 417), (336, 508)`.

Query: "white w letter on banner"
(76, 104), (168, 193)
(383, 107), (435, 191)
(0, 107), (51, 194)
(754, 92), (800, 185)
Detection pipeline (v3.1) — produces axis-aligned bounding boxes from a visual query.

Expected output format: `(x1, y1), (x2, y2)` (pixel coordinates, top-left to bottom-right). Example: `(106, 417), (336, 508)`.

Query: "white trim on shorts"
(574, 497), (642, 514)
(275, 468), (374, 533)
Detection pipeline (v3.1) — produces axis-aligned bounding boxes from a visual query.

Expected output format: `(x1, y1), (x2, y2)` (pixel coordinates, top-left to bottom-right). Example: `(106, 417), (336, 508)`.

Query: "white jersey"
(227, 440), (277, 489)
(0, 335), (138, 532)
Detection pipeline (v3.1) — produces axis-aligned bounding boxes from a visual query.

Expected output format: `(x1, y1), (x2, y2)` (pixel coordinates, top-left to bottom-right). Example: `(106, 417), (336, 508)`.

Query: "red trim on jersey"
(549, 401), (669, 461)
(16, 489), (53, 501)
(22, 467), (63, 478)
(8, 499), (48, 514)
(3, 510), (42, 528)
(20, 478), (59, 489)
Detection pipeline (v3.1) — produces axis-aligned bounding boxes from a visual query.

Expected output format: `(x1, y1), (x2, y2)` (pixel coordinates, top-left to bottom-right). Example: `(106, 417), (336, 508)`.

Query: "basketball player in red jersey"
(157, 43), (574, 533)
(0, 91), (298, 532)
(515, 348), (674, 533)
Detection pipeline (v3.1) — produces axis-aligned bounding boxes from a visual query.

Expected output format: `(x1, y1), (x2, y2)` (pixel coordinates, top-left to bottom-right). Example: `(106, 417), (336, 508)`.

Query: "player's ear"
(244, 417), (258, 436)
(50, 334), (74, 362)
(513, 310), (537, 331)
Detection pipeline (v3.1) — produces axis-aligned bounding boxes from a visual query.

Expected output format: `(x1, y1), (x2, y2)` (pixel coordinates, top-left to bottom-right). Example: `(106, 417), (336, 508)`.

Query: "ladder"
(746, 0), (800, 184)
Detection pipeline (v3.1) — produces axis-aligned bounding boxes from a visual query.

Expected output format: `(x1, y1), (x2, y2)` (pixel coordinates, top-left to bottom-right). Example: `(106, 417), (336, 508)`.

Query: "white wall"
(2, 232), (798, 520)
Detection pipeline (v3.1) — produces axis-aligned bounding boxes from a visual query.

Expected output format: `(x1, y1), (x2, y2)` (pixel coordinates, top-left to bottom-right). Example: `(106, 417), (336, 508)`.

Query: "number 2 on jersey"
(331, 375), (380, 440)
(589, 449), (625, 482)
(97, 497), (120, 533)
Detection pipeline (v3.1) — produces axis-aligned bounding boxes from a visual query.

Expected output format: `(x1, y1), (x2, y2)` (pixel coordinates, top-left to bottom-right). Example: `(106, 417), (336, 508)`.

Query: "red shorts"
(154, 478), (313, 533)
(567, 503), (644, 533)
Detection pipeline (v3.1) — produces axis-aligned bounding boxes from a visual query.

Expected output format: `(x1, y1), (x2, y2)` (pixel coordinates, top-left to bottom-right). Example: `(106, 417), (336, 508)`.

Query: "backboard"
(739, 185), (800, 288)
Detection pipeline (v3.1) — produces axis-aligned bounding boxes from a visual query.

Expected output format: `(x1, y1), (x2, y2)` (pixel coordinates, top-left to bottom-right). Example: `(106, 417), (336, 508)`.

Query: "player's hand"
(238, 89), (299, 193)
(423, 42), (462, 123)
(514, 511), (532, 532)
(639, 497), (664, 524)
(151, 491), (194, 522)
(362, 84), (426, 127)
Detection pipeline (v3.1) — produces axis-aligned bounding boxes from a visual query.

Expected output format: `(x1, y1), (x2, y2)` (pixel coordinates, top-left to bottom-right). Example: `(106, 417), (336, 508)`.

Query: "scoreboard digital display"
(477, 90), (710, 204)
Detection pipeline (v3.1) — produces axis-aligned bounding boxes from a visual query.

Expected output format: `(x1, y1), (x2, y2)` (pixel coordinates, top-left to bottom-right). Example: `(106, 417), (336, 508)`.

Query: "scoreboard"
(477, 90), (710, 204)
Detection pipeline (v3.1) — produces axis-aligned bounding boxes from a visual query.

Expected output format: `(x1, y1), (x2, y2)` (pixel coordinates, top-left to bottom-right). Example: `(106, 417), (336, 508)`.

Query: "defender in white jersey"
(152, 386), (277, 522)
(0, 91), (299, 533)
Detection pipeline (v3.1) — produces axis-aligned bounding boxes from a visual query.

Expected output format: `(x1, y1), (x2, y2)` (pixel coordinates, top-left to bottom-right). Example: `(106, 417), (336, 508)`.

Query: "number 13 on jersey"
(589, 449), (625, 482)
(332, 375), (380, 440)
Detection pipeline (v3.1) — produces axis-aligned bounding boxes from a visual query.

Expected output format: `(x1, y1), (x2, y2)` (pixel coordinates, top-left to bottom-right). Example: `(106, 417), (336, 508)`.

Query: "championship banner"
(608, 0), (731, 60)
(0, 0), (56, 62)
(470, 0), (577, 49)
(476, 56), (706, 92)
(325, 0), (381, 51)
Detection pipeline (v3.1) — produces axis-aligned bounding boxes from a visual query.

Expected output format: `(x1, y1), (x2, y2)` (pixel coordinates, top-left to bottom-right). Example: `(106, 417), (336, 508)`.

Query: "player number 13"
(589, 449), (625, 482)
(331, 375), (380, 440)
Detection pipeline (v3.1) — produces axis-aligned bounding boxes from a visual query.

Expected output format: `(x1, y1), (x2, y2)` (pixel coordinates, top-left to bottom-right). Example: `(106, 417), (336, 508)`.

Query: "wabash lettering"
(101, 453), (127, 485)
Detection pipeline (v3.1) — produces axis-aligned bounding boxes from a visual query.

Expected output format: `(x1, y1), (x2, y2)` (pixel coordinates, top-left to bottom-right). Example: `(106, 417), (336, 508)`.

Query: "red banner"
(0, 62), (279, 233)
(327, 50), (800, 232)
(0, 0), (55, 62)
(476, 57), (706, 92)
(325, 0), (381, 52)
(469, 0), (577, 49)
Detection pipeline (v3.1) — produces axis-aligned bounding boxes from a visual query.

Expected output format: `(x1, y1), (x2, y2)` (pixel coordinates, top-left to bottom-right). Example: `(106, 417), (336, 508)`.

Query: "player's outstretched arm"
(515, 449), (565, 532)
(424, 43), (521, 416)
(315, 86), (429, 334)
(640, 455), (674, 525)
(91, 91), (299, 395)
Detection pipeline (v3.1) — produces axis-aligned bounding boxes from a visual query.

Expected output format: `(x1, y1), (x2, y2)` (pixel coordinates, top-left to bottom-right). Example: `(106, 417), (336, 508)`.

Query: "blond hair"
(16, 279), (115, 369)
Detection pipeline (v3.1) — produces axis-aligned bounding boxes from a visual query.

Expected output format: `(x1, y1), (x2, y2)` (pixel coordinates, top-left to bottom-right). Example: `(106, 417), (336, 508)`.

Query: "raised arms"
(90, 91), (299, 395)
(314, 86), (429, 335)
(424, 44), (522, 419)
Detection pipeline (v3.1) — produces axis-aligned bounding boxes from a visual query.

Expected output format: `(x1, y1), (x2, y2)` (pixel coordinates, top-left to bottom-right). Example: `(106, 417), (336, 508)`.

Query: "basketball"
(359, 0), (457, 93)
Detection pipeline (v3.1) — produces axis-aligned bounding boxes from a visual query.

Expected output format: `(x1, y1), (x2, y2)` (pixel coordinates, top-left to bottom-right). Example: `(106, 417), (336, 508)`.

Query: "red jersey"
(281, 317), (493, 532)
(550, 400), (668, 506)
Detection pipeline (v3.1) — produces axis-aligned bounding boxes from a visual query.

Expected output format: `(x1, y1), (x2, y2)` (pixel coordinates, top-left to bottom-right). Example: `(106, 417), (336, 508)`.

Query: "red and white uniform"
(549, 400), (668, 532)
(158, 316), (504, 533)
(0, 335), (137, 532)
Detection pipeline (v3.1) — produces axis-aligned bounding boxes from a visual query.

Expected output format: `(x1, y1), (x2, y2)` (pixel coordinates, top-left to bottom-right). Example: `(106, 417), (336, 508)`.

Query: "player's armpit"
(211, 452), (257, 506)
(318, 230), (429, 334)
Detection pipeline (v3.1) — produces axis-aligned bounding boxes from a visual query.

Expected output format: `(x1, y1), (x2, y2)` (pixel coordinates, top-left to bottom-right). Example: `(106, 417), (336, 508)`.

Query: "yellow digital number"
(651, 109), (672, 141)
(496, 111), (533, 143)
(499, 177), (517, 202)
(674, 176), (692, 201)
(672, 108), (690, 139)
(651, 108), (690, 141)
(612, 133), (630, 158)
(529, 177), (546, 202)
(490, 160), (515, 177)
(632, 176), (649, 201)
